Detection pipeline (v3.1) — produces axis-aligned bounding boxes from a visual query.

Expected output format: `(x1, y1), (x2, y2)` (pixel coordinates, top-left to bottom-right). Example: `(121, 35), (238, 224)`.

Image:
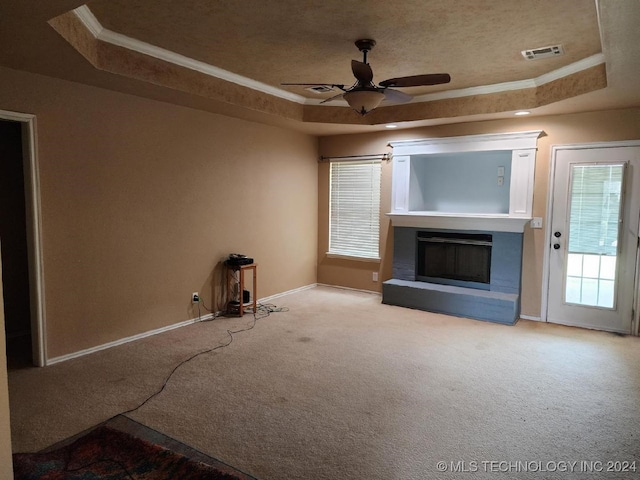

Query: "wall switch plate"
(372, 272), (379, 282)
(497, 166), (505, 176)
(530, 217), (543, 229)
(497, 176), (504, 186)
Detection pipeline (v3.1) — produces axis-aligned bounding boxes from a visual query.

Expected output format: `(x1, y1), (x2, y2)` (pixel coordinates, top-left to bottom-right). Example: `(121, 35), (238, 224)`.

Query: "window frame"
(327, 159), (382, 261)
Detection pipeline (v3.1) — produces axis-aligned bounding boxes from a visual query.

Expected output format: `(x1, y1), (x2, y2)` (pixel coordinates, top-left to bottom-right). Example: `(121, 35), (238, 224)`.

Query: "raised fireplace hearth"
(383, 227), (523, 324)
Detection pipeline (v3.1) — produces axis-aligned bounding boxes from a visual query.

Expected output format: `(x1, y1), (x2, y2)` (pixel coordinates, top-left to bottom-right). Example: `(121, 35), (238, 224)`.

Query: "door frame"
(542, 140), (640, 336)
(0, 109), (47, 366)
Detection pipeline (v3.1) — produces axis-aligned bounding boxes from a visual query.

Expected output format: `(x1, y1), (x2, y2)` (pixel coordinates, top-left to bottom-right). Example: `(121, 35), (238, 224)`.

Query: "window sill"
(325, 253), (381, 263)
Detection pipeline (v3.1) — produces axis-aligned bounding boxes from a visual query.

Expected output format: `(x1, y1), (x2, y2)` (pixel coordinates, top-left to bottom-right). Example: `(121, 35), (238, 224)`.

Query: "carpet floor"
(8, 286), (640, 479)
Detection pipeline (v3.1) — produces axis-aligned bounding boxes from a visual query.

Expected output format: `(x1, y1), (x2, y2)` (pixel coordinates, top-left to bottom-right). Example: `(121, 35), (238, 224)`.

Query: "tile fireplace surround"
(383, 227), (523, 324)
(382, 131), (542, 324)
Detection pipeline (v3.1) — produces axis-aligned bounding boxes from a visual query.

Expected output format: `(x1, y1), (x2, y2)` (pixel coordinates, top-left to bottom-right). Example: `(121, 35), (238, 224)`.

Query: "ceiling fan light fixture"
(282, 39), (451, 114)
(343, 89), (385, 115)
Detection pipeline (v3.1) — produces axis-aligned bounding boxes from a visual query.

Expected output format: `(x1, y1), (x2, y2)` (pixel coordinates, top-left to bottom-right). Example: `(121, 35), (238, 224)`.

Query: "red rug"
(13, 425), (256, 480)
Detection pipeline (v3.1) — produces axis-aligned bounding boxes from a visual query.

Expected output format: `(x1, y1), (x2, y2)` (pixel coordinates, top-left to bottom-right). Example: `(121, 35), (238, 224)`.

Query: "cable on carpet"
(20, 432), (138, 480)
(50, 304), (287, 478)
(22, 300), (287, 479)
(119, 302), (286, 417)
(65, 458), (136, 480)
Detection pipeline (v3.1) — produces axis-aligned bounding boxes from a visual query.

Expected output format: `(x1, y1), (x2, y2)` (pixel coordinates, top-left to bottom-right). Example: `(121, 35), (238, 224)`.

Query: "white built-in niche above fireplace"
(387, 131), (544, 233)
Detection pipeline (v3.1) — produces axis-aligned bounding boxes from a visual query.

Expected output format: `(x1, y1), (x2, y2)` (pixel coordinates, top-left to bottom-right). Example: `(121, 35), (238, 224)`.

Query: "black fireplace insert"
(416, 231), (492, 289)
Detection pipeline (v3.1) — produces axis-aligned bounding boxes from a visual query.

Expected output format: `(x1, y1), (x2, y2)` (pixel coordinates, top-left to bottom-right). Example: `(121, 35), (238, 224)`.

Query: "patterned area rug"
(13, 416), (257, 480)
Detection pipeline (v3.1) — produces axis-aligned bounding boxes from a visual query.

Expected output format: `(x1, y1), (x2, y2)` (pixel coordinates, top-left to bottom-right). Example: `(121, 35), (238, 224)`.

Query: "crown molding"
(73, 5), (605, 109)
(74, 4), (103, 37)
(411, 54), (605, 103)
(73, 5), (307, 104)
(389, 130), (544, 155)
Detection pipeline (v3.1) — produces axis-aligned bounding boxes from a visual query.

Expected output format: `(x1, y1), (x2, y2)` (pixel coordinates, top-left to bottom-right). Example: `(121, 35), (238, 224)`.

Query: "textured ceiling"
(87, 0), (601, 98)
(1, 1), (639, 134)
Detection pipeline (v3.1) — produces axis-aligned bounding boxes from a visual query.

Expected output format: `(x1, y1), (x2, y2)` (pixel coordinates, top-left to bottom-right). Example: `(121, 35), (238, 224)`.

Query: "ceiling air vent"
(521, 44), (564, 60)
(306, 85), (334, 94)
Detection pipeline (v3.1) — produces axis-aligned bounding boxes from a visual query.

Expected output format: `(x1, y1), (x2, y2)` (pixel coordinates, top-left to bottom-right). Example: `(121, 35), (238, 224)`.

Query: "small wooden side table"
(225, 263), (257, 316)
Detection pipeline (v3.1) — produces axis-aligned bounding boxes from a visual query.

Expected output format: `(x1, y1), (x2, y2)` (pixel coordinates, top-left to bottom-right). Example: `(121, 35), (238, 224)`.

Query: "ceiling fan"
(282, 39), (451, 115)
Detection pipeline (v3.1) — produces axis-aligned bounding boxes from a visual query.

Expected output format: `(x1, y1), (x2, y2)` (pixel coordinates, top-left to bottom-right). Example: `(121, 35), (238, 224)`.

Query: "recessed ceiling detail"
(47, 1), (608, 126)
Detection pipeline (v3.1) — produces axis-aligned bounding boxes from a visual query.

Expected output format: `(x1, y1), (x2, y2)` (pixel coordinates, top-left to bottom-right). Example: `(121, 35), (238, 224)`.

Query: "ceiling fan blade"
(382, 88), (412, 104)
(379, 73), (451, 88)
(320, 93), (345, 104)
(351, 60), (373, 84)
(281, 83), (346, 90)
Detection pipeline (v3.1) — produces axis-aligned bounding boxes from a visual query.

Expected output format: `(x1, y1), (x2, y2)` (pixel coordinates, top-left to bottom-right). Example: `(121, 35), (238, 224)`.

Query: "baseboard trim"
(47, 313), (215, 365)
(520, 314), (543, 322)
(258, 283), (318, 303)
(46, 283), (320, 365)
(317, 283), (382, 296)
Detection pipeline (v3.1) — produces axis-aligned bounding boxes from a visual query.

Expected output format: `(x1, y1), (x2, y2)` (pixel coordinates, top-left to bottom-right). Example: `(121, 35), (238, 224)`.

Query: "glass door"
(547, 145), (640, 334)
(564, 164), (624, 309)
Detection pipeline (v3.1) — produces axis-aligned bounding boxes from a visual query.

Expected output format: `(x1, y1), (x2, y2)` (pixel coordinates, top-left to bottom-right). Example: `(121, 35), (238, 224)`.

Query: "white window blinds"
(329, 160), (381, 259)
(568, 163), (624, 256)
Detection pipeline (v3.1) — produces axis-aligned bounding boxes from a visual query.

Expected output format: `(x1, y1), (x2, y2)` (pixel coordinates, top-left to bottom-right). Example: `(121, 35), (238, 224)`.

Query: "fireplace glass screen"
(417, 232), (492, 288)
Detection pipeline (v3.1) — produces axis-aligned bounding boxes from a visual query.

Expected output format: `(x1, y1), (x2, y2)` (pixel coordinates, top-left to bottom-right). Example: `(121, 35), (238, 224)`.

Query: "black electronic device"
(225, 253), (254, 266)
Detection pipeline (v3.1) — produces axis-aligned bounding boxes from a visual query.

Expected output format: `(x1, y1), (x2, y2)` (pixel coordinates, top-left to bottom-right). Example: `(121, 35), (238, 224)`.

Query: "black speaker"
(225, 253), (254, 266)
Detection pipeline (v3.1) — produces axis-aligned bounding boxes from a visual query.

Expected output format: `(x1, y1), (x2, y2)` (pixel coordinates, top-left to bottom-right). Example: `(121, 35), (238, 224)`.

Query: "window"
(565, 163), (624, 308)
(329, 160), (381, 259)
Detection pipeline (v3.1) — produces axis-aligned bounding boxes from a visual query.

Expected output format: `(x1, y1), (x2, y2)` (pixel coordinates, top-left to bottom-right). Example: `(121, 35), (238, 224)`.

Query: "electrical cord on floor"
(119, 302), (285, 417)
(248, 302), (289, 320)
(20, 436), (137, 480)
(22, 301), (288, 479)
(65, 458), (135, 480)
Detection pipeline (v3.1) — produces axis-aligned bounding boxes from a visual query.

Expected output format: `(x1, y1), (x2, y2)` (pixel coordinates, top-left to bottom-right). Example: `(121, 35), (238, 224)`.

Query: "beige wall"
(318, 108), (640, 317)
(0, 246), (15, 479)
(0, 66), (318, 360)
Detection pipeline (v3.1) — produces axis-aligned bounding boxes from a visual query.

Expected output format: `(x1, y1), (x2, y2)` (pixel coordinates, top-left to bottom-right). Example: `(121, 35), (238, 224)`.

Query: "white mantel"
(386, 212), (531, 233)
(387, 131), (543, 233)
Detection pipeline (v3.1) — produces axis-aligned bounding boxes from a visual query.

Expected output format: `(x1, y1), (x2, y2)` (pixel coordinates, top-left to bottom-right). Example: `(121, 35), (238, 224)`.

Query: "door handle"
(554, 231), (562, 238)
(553, 243), (561, 250)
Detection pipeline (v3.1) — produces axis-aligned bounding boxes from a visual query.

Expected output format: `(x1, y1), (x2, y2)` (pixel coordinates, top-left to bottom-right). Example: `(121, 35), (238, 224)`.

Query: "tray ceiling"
(86, 0), (601, 97)
(2, 0), (639, 133)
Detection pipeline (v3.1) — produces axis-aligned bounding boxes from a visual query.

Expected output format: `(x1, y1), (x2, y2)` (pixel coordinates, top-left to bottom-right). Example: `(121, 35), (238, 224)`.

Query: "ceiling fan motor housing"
(355, 39), (376, 53)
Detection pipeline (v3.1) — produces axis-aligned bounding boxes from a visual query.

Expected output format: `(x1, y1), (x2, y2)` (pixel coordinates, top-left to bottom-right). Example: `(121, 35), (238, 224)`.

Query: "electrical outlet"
(530, 217), (543, 229)
(192, 292), (199, 304)
(372, 272), (379, 282)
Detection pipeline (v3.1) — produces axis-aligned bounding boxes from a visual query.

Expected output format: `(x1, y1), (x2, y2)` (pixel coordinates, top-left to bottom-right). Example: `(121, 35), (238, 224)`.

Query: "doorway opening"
(1, 120), (32, 367)
(0, 110), (45, 367)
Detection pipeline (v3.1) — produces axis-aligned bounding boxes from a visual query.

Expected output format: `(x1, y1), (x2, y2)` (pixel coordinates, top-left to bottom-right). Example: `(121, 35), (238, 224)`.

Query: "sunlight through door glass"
(565, 164), (624, 308)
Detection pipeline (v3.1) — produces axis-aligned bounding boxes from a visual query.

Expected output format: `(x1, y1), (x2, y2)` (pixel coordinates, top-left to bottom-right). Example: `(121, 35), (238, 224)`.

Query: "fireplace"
(382, 132), (540, 325)
(383, 227), (523, 325)
(416, 232), (492, 290)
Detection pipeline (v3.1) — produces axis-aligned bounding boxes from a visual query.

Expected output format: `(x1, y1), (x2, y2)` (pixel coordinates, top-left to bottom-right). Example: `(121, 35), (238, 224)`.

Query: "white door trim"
(0, 109), (47, 366)
(542, 140), (640, 335)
